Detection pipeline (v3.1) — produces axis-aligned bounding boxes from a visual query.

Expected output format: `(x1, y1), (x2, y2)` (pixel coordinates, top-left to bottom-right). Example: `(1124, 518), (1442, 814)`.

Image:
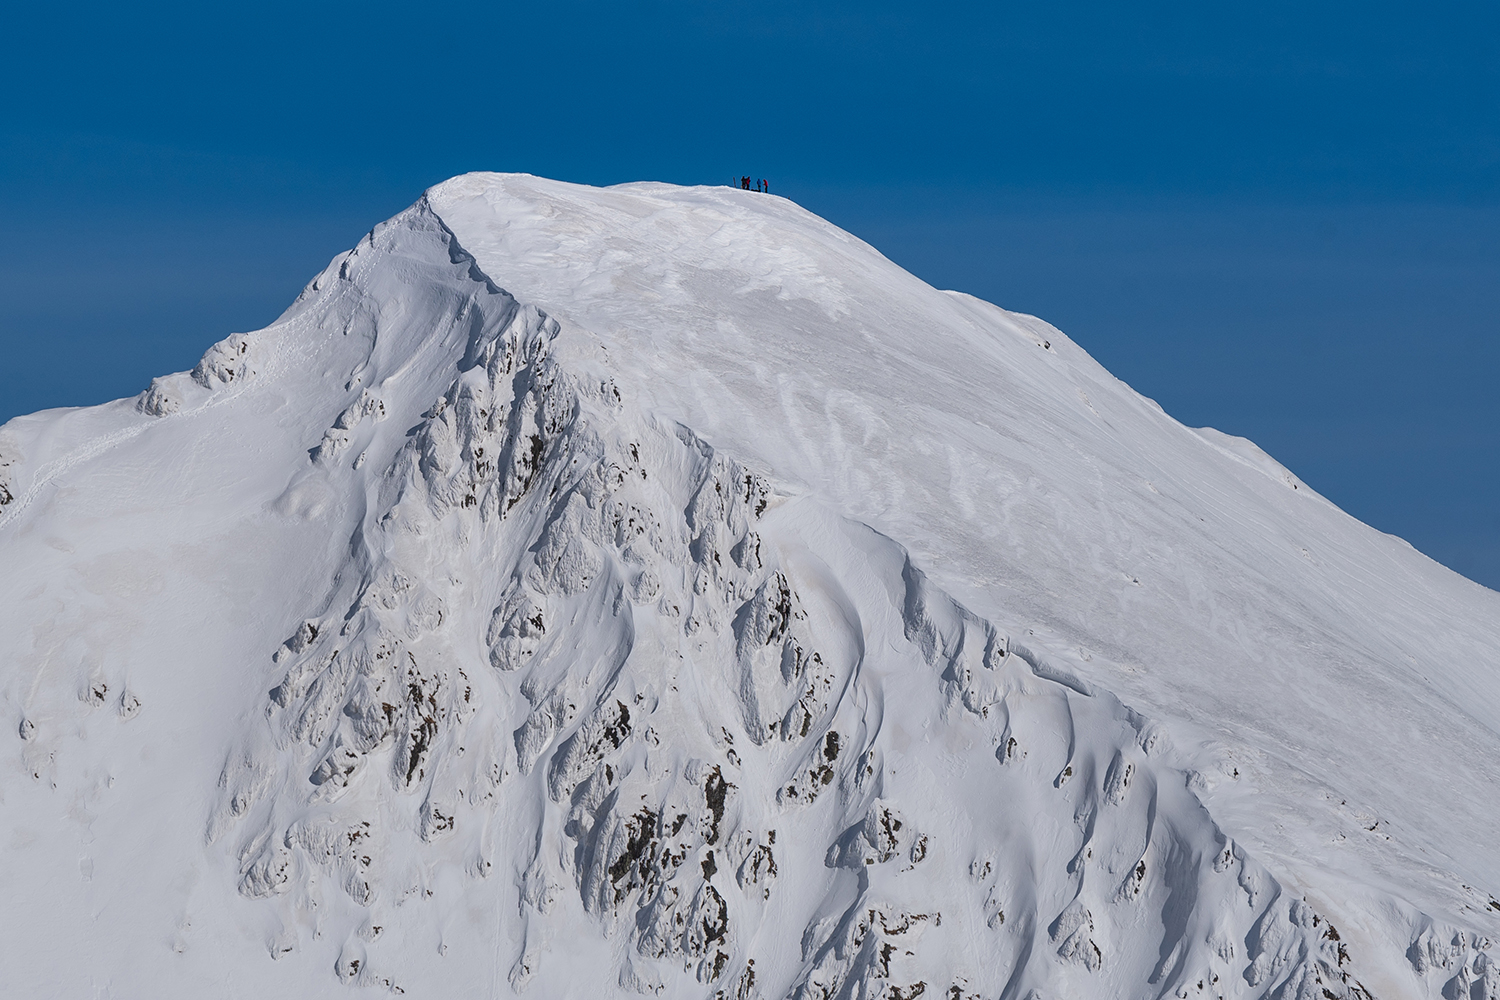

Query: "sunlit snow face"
(1, 175), (1494, 1000)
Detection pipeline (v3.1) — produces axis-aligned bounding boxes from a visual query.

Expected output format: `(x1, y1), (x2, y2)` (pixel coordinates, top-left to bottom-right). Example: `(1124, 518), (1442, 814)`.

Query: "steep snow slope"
(0, 174), (1496, 999)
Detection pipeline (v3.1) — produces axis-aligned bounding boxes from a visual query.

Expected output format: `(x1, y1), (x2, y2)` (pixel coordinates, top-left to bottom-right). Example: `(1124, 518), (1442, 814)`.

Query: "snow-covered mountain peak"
(1, 173), (1497, 999)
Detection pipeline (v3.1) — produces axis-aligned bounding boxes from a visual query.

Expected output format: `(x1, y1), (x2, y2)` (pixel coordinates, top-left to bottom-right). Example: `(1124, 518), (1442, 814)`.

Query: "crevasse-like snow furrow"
(197, 212), (1411, 1000)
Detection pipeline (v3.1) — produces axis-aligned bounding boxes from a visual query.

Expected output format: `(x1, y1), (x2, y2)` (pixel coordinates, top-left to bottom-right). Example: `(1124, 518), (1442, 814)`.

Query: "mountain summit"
(2, 174), (1497, 999)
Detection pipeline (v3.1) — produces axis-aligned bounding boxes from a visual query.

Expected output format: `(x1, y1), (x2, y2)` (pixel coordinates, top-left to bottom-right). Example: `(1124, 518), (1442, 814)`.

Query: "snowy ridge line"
(1190, 426), (1329, 506)
(197, 212), (1418, 997)
(0, 258), (339, 533)
(18, 196), (520, 533)
(3, 174), (1498, 998)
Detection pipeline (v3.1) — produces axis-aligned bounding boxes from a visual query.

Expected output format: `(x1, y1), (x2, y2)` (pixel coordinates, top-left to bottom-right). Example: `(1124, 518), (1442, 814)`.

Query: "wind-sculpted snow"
(1, 175), (1497, 999)
(199, 286), (1379, 997)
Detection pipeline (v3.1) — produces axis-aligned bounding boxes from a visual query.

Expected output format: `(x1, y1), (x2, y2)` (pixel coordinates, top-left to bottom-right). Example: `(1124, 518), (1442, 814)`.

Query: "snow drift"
(1, 174), (1497, 999)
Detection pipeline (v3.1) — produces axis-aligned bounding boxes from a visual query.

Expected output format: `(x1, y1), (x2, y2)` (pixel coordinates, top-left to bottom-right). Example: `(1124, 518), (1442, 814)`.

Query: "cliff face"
(0, 174), (1495, 999)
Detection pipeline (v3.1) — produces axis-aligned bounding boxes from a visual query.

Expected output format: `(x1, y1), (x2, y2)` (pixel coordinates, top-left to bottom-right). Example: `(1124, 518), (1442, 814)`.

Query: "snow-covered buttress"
(1, 174), (1497, 999)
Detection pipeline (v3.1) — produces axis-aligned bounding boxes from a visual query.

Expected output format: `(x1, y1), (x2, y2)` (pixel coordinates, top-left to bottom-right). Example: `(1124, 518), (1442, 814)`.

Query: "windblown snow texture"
(1, 175), (1497, 999)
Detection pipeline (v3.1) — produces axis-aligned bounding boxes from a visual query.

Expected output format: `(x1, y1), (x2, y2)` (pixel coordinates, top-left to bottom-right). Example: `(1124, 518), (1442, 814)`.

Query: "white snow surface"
(1, 173), (1497, 999)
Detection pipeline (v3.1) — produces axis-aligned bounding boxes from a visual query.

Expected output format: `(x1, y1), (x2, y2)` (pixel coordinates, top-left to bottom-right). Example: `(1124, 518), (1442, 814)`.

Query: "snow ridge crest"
(201, 213), (1395, 999)
(7, 183), (1495, 999)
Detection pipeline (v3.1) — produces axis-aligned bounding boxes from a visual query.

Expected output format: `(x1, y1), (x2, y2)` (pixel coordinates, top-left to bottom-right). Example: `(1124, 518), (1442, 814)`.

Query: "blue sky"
(1, 1), (1497, 586)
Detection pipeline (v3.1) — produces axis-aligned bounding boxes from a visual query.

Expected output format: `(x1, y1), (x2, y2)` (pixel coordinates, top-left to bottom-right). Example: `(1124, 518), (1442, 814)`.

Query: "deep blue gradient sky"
(2, 2), (1497, 587)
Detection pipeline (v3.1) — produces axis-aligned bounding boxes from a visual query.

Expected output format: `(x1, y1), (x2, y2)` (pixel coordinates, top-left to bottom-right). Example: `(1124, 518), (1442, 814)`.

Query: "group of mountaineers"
(735, 176), (769, 193)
